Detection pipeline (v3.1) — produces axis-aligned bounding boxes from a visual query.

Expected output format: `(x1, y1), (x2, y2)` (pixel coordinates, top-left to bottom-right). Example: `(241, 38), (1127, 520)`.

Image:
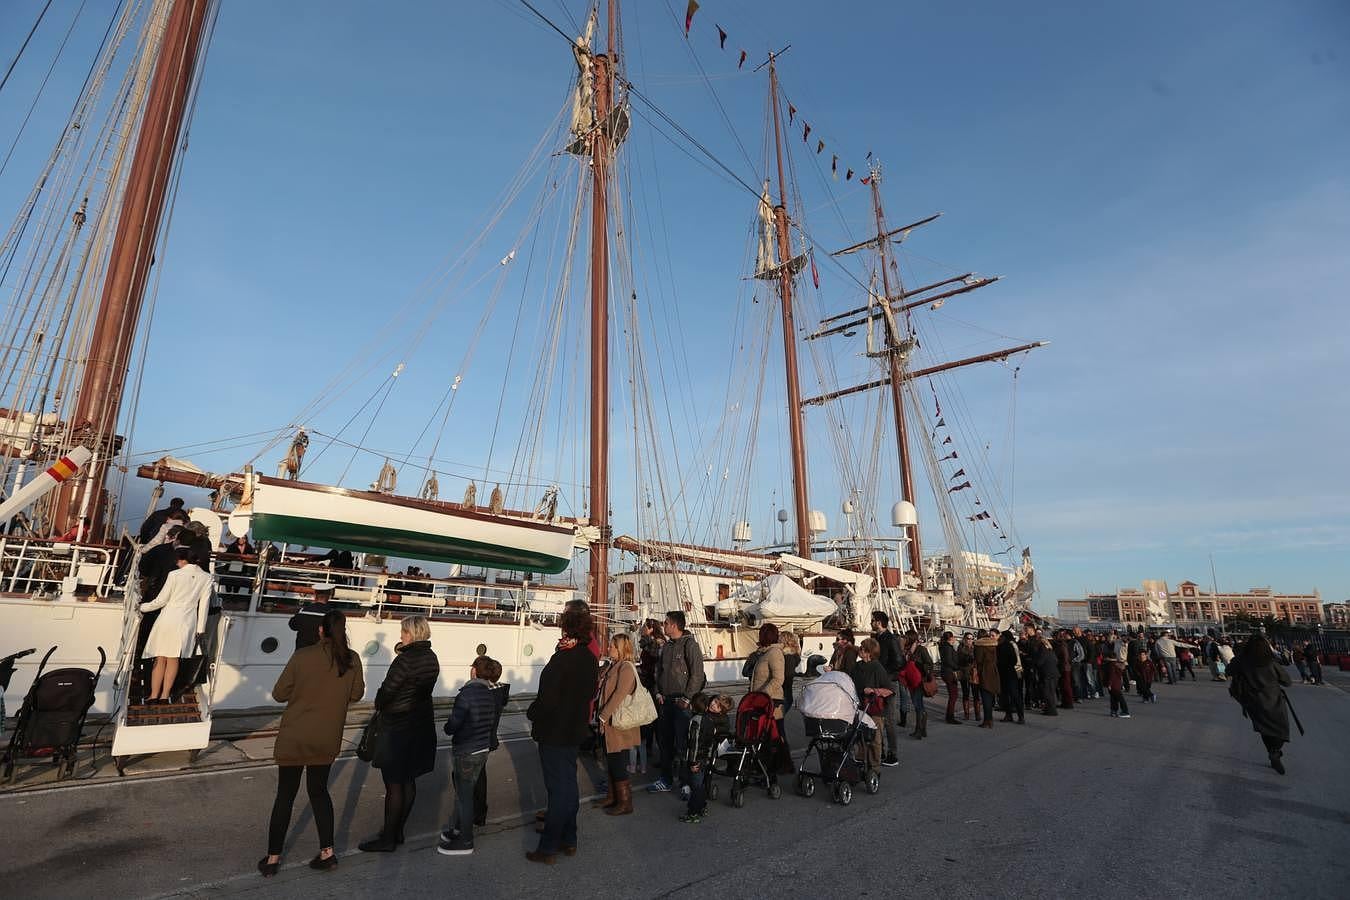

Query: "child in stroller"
(679, 692), (732, 823)
(711, 691), (786, 808)
(795, 668), (882, 806)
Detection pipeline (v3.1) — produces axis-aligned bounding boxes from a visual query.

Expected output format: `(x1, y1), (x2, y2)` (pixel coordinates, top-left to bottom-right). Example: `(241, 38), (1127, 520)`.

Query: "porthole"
(260, 637), (278, 654)
(476, 643), (487, 656)
(523, 644), (534, 657)
(363, 640), (380, 657)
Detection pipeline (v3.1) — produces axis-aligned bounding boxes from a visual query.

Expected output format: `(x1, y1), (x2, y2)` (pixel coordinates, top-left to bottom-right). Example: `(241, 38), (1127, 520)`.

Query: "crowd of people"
(253, 600), (1323, 876)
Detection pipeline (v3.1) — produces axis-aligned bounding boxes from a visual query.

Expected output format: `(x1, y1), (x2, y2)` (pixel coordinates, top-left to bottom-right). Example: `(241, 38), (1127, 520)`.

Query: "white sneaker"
(679, 785), (691, 801)
(1119, 713), (1131, 719)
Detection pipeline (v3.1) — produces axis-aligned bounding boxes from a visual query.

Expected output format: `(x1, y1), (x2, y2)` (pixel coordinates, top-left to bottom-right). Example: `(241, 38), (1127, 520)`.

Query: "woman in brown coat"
(972, 630), (1001, 729)
(749, 624), (786, 719)
(595, 633), (641, 815)
(259, 610), (365, 877)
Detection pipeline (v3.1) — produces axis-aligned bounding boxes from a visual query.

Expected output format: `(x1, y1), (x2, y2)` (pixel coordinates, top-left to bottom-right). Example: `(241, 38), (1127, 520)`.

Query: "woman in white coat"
(140, 547), (213, 703)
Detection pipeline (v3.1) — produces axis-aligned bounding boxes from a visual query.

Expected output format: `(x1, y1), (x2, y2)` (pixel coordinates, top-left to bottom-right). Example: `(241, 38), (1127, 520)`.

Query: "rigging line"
(0, 0), (90, 183)
(337, 368), (402, 488)
(129, 427), (293, 459)
(303, 372), (396, 473)
(658, 0), (755, 172)
(0, 0), (54, 96)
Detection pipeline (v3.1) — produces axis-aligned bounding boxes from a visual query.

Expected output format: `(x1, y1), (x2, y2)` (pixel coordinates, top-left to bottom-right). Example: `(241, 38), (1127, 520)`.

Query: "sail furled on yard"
(569, 9), (597, 138)
(755, 181), (776, 276)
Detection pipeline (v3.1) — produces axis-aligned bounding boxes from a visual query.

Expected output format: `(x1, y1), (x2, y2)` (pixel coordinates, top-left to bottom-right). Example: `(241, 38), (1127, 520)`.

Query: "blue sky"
(1, 0), (1347, 610)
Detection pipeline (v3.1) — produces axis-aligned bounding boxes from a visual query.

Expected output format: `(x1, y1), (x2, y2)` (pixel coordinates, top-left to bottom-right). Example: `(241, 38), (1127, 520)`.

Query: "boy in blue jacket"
(438, 655), (503, 856)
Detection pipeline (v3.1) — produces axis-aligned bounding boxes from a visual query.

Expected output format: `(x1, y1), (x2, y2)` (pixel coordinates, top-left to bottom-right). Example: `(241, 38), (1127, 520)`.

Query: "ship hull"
(249, 478), (575, 575)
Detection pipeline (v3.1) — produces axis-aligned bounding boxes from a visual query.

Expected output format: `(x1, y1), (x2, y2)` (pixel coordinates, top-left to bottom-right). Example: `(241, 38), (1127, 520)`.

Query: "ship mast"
(867, 167), (924, 580)
(53, 0), (212, 536)
(588, 0), (617, 632)
(767, 55), (812, 560)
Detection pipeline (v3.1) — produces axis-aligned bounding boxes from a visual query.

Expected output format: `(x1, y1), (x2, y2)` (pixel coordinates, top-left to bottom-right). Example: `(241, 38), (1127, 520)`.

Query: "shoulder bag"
(356, 710), (382, 764)
(611, 662), (658, 730)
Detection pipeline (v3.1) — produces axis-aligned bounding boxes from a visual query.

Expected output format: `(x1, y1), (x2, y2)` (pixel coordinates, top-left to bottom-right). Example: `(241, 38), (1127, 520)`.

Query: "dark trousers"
(449, 752), (487, 844)
(536, 743), (579, 854)
(686, 768), (707, 815)
(1000, 676), (1024, 720)
(473, 759), (489, 825)
(1110, 689), (1130, 716)
(267, 764), (333, 855)
(943, 672), (959, 719)
(1072, 662), (1088, 700)
(978, 687), (996, 724)
(1040, 678), (1058, 713)
(657, 701), (692, 784)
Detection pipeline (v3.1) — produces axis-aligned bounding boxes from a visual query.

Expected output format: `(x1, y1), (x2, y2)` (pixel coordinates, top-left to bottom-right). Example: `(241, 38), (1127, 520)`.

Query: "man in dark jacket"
(138, 497), (185, 543)
(439, 655), (502, 856)
(1035, 639), (1060, 715)
(871, 612), (905, 763)
(1228, 634), (1294, 774)
(289, 584), (335, 650)
(525, 606), (598, 864)
(650, 611), (705, 796)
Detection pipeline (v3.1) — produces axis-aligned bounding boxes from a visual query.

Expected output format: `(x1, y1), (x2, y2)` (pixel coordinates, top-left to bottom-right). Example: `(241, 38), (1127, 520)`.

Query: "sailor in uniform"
(290, 583), (337, 650)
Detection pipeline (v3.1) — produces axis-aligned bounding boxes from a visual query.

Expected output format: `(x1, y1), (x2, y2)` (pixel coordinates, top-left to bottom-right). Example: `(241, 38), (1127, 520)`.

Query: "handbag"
(356, 710), (382, 764)
(921, 675), (939, 698)
(610, 663), (658, 730)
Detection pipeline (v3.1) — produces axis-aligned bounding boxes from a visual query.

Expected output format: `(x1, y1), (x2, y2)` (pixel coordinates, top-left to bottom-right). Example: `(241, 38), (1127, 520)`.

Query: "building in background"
(1056, 599), (1089, 623)
(1059, 581), (1323, 627)
(1321, 602), (1349, 628)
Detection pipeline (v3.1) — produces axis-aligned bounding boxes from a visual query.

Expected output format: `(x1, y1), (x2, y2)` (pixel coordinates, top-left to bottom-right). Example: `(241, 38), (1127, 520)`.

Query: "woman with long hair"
(594, 633), (641, 816)
(359, 615), (440, 852)
(259, 610), (364, 876)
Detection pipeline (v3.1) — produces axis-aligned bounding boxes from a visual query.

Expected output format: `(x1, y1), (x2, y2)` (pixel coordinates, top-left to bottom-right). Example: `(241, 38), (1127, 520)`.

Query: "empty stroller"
(2, 645), (106, 782)
(713, 691), (784, 807)
(796, 671), (881, 805)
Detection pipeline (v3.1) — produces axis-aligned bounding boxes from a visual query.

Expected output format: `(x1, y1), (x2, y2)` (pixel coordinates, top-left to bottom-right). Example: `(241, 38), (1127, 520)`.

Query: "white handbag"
(610, 662), (657, 730)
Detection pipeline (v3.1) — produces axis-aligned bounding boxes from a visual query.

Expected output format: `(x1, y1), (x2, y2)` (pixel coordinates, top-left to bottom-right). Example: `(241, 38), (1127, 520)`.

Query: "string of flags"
(926, 382), (1010, 546)
(681, 1), (872, 182)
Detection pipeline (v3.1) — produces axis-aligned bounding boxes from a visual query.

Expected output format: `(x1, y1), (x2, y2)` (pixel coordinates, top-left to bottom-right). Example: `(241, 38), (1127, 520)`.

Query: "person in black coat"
(359, 617), (440, 852)
(289, 586), (335, 650)
(1035, 639), (1060, 716)
(525, 603), (599, 864)
(997, 631), (1025, 724)
(138, 497), (186, 543)
(1228, 633), (1294, 775)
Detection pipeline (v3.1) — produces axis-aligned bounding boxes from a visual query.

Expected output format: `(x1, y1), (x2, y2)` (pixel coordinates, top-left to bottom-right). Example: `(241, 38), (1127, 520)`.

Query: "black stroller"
(795, 671), (881, 806)
(2, 645), (106, 783)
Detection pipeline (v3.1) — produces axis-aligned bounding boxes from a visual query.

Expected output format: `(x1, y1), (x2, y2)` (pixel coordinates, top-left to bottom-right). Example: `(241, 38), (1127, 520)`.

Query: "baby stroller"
(796, 671), (881, 806)
(2, 645), (105, 783)
(713, 691), (784, 807)
(1, 647), (36, 738)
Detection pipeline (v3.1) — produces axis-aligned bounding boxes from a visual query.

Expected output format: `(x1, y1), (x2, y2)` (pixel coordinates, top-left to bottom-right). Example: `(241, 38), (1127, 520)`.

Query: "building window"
(621, 582), (635, 606)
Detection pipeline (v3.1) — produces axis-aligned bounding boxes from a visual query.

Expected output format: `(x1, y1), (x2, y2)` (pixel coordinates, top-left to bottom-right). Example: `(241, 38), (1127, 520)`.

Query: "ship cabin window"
(620, 582), (635, 607)
(642, 583), (652, 599)
(717, 583), (730, 601)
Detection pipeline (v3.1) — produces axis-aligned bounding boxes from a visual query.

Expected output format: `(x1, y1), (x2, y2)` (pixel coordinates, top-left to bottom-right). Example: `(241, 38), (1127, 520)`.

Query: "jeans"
(1086, 664), (1100, 695)
(686, 767), (707, 815)
(1161, 658), (1178, 684)
(657, 700), (692, 785)
(978, 687), (996, 724)
(1071, 662), (1087, 700)
(268, 764), (333, 855)
(473, 758), (489, 825)
(880, 691), (899, 756)
(943, 672), (959, 720)
(910, 686), (926, 718)
(448, 752), (487, 844)
(536, 743), (579, 854)
(1110, 689), (1130, 716)
(894, 680), (911, 718)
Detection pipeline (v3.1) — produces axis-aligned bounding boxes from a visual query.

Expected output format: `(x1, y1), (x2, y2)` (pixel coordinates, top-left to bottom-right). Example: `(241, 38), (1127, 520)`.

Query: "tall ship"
(0, 0), (1043, 763)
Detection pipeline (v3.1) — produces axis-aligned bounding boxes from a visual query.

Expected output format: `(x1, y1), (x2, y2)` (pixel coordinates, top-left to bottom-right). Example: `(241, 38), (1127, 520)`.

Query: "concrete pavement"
(2, 673), (1347, 898)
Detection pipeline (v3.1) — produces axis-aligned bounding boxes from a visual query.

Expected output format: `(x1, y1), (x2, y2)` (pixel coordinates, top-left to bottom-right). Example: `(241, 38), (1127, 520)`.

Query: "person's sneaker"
(881, 754), (899, 767)
(1119, 713), (1131, 719)
(437, 838), (474, 856)
(678, 812), (705, 823)
(1109, 711), (1118, 718)
(440, 828), (460, 843)
(679, 784), (691, 801)
(646, 778), (672, 793)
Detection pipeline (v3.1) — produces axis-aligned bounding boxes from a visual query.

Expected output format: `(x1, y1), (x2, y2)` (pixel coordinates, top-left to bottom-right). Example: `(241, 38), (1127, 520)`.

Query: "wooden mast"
(53, 0), (212, 536)
(868, 167), (924, 580)
(767, 56), (812, 559)
(588, 0), (616, 631)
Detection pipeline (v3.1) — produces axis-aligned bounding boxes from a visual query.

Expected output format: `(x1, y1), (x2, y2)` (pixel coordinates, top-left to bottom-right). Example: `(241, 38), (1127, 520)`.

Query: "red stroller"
(712, 691), (785, 807)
